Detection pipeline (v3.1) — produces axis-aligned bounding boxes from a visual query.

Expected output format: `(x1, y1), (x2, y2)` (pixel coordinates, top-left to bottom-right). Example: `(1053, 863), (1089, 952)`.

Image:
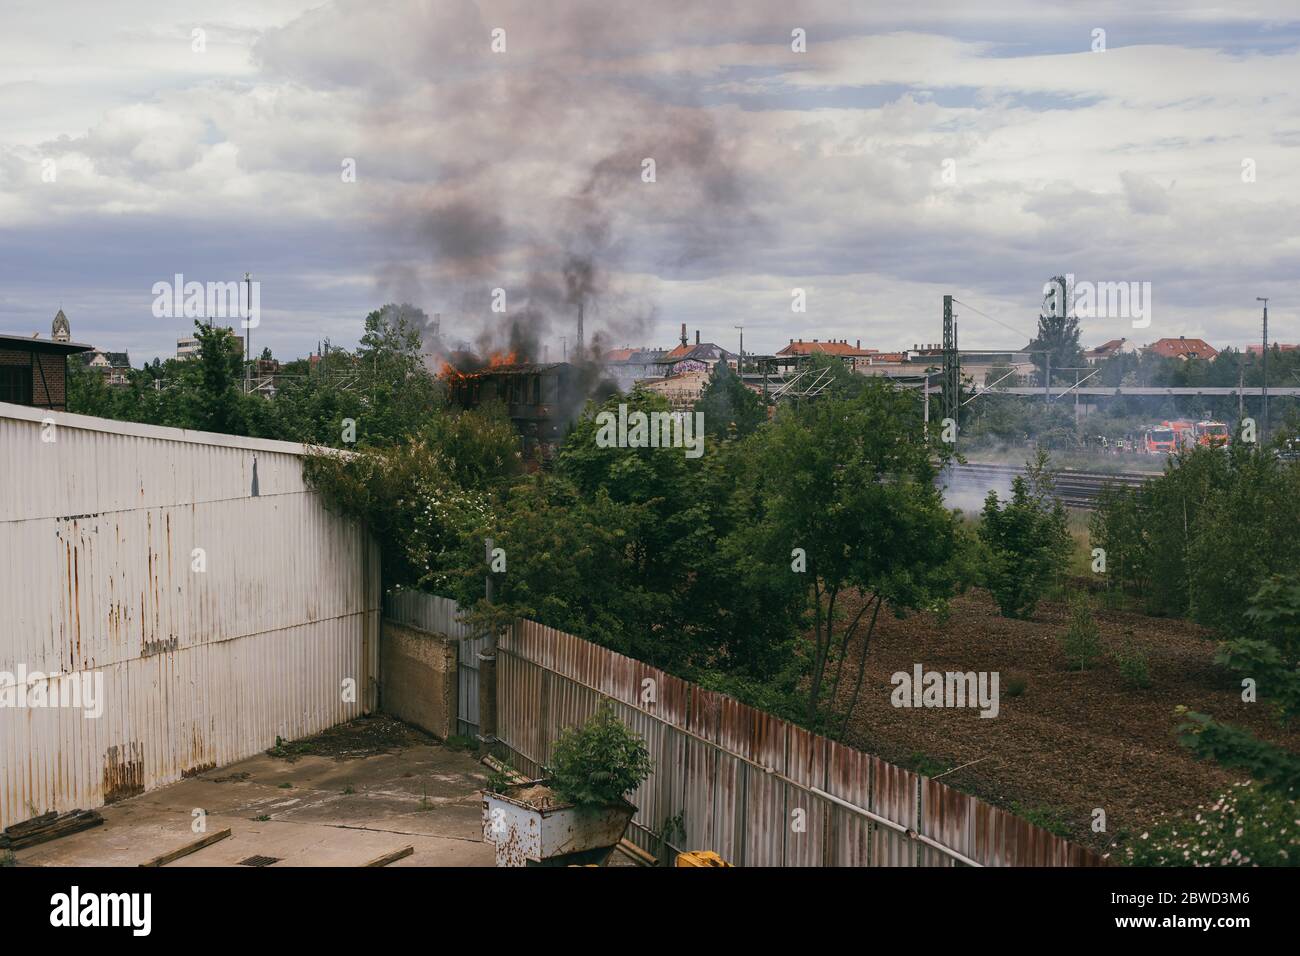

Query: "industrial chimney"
(577, 303), (584, 355)
(680, 323), (688, 348)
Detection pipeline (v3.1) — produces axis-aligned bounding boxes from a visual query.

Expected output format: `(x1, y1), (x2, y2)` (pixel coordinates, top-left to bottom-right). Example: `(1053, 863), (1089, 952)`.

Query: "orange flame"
(437, 349), (519, 382)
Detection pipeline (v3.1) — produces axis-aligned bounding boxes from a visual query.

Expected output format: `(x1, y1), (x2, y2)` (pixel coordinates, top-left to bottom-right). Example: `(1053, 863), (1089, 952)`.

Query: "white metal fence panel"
(0, 403), (381, 830)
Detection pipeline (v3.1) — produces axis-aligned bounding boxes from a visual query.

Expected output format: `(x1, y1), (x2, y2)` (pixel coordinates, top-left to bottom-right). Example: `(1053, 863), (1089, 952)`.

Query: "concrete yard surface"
(14, 716), (498, 867)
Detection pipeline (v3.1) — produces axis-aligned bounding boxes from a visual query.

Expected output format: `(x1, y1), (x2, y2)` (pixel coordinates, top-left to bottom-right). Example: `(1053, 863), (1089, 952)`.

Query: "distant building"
(178, 328), (244, 360)
(82, 349), (132, 386)
(602, 346), (667, 392)
(1084, 338), (1139, 364)
(1246, 343), (1298, 355)
(638, 369), (712, 410)
(445, 362), (585, 463)
(777, 338), (877, 372)
(0, 332), (93, 410)
(1146, 336), (1218, 361)
(657, 326), (738, 375)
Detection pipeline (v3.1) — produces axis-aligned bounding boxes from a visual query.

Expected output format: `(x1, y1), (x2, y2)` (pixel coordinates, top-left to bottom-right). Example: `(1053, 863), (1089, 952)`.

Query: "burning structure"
(442, 351), (616, 464)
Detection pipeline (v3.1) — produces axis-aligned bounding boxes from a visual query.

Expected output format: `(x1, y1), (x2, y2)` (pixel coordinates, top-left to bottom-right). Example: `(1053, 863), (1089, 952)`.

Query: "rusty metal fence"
(496, 618), (1105, 867)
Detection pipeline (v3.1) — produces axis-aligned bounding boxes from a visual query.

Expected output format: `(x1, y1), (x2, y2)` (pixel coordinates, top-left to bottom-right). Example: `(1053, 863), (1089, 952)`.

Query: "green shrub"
(1060, 597), (1102, 671)
(1090, 446), (1300, 634)
(1113, 638), (1152, 689)
(977, 454), (1072, 619)
(1005, 675), (1028, 697)
(485, 756), (519, 795)
(1122, 782), (1299, 866)
(547, 703), (653, 807)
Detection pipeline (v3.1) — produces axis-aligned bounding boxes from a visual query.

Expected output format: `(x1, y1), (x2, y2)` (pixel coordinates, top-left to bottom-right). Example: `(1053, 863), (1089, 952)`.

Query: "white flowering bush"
(1123, 781), (1298, 866)
(407, 472), (492, 592)
(303, 408), (517, 590)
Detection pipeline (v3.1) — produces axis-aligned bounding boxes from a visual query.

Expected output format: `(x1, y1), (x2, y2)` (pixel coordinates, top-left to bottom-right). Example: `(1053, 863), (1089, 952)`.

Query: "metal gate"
(383, 590), (483, 737)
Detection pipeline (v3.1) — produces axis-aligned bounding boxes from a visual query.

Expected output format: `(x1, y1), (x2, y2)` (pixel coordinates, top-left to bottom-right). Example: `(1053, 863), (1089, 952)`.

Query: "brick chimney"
(680, 323), (687, 348)
(695, 330), (700, 345)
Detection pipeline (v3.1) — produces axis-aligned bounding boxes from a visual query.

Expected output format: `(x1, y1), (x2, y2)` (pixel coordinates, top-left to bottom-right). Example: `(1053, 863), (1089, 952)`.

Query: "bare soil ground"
(826, 585), (1300, 856)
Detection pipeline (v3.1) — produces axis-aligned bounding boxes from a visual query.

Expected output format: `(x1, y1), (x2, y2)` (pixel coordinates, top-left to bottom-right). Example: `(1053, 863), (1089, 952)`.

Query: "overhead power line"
(950, 297), (1034, 345)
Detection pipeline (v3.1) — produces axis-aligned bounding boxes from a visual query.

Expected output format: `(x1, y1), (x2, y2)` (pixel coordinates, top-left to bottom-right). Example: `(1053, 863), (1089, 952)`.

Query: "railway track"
(942, 461), (1154, 510)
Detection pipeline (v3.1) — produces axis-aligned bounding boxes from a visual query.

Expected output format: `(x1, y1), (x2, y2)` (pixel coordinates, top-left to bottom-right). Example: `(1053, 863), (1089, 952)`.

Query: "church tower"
(52, 308), (70, 343)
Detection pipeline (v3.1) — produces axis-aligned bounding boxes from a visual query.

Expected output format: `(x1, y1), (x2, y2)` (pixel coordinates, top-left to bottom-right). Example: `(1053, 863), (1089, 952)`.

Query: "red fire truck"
(1194, 420), (1231, 448)
(1142, 424), (1178, 455)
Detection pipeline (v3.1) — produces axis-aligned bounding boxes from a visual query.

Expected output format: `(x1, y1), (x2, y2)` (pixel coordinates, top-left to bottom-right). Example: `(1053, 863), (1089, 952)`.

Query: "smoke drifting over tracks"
(940, 462), (1151, 512)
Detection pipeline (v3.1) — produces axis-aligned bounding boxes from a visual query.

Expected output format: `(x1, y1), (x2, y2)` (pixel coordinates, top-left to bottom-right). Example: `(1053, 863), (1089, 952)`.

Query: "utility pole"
(1238, 362), (1245, 423)
(1257, 297), (1269, 440)
(244, 272), (252, 394)
(942, 295), (959, 436)
(923, 367), (934, 440)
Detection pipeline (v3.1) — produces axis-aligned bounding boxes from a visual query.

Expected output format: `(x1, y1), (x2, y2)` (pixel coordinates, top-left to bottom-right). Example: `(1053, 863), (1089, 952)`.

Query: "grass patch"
(1008, 802), (1074, 839)
(903, 750), (951, 779)
(265, 735), (315, 761)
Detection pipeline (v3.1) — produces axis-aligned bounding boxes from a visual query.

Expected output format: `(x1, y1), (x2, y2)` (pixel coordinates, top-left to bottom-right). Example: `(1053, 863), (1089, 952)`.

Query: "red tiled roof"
(1087, 339), (1125, 354)
(1147, 337), (1218, 359)
(777, 340), (876, 357)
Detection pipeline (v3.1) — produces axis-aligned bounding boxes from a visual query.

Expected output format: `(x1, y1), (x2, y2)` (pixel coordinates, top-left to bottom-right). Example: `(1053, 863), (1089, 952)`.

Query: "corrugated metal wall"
(383, 590), (484, 737)
(493, 617), (1105, 867)
(0, 403), (381, 829)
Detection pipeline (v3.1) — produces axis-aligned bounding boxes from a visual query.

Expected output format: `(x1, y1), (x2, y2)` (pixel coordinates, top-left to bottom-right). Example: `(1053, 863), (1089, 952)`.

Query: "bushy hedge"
(1090, 446), (1300, 634)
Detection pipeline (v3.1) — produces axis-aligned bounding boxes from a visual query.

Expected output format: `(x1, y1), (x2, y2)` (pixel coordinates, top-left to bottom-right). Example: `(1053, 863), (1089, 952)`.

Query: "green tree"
(978, 452), (1072, 618)
(694, 360), (766, 439)
(1029, 276), (1084, 385)
(746, 381), (968, 727)
(176, 321), (247, 435)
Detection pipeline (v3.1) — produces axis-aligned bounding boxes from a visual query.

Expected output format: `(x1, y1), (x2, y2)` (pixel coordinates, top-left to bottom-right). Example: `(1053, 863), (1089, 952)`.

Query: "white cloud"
(0, 0), (1297, 359)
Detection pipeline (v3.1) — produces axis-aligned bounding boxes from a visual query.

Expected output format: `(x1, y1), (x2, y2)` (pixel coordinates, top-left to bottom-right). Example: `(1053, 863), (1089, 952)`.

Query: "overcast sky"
(1, 0), (1297, 364)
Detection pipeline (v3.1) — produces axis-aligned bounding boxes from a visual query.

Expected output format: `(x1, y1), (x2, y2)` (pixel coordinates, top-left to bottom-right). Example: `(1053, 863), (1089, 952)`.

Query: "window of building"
(0, 365), (33, 404)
